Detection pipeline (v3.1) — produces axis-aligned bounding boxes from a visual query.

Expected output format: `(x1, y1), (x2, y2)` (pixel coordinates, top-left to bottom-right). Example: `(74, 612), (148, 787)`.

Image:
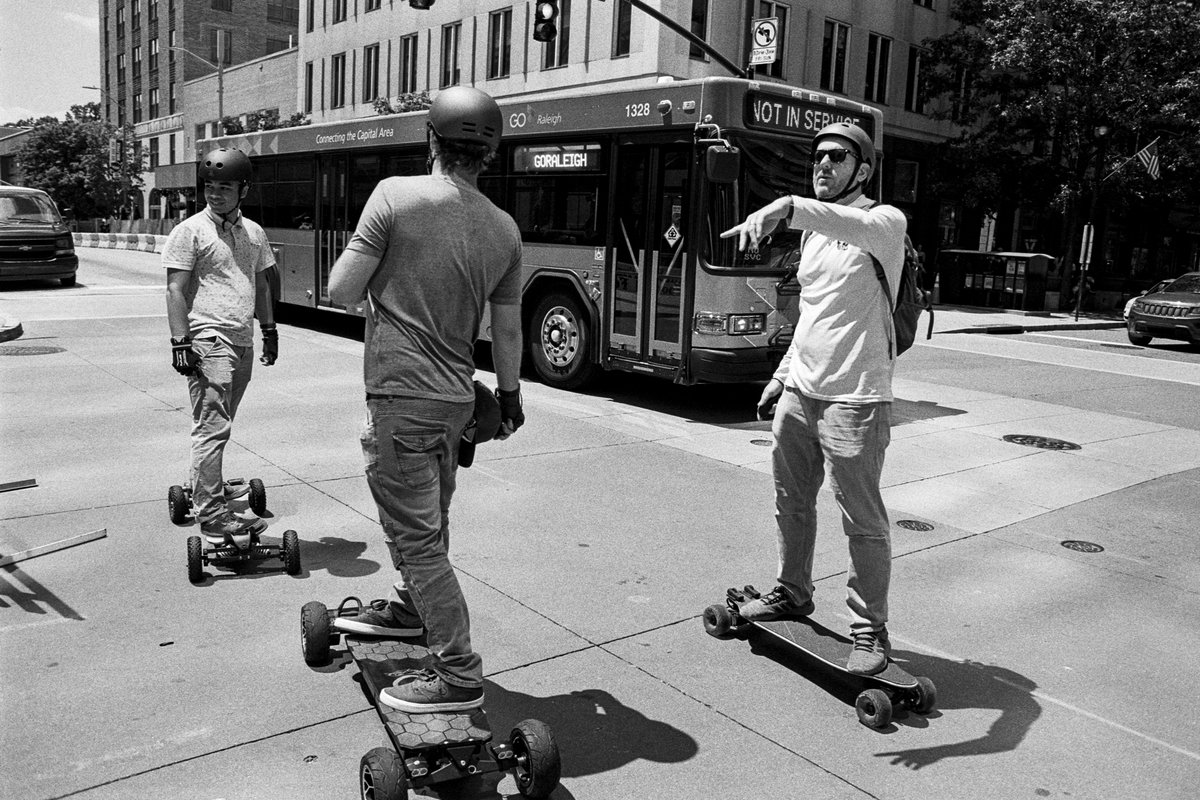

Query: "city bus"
(203, 77), (882, 389)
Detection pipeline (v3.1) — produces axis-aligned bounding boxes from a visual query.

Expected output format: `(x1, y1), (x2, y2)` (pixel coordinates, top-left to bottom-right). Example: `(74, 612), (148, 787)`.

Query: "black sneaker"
(378, 668), (483, 713)
(739, 585), (814, 621)
(199, 510), (266, 545)
(332, 599), (423, 637)
(846, 628), (891, 675)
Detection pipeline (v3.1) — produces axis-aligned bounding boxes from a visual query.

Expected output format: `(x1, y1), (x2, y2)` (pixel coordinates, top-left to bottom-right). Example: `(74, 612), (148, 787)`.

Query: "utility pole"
(170, 35), (225, 129)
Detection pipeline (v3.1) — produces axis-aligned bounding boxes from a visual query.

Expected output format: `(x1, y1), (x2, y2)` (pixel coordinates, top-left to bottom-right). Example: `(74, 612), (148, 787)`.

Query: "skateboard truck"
(186, 528), (301, 583)
(301, 599), (562, 800)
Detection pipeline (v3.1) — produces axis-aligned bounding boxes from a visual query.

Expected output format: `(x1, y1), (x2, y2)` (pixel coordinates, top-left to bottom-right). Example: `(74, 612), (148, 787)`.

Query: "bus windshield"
(703, 130), (813, 272)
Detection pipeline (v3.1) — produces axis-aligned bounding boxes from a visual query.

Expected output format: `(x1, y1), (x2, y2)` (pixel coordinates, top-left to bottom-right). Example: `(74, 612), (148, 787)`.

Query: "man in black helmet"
(327, 86), (524, 713)
(720, 121), (907, 676)
(164, 148), (278, 543)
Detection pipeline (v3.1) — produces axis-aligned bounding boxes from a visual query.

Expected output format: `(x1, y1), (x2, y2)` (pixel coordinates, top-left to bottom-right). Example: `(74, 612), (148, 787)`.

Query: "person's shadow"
(747, 630), (1041, 768)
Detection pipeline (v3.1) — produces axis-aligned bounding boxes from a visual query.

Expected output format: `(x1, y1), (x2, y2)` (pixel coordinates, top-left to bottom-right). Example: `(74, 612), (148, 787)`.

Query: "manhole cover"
(1002, 434), (1081, 451)
(896, 520), (935, 532)
(1061, 540), (1104, 553)
(750, 439), (772, 447)
(0, 345), (65, 356)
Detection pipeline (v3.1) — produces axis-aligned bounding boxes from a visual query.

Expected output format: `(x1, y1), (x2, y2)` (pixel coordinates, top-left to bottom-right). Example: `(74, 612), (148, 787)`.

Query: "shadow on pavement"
(0, 563), (85, 621)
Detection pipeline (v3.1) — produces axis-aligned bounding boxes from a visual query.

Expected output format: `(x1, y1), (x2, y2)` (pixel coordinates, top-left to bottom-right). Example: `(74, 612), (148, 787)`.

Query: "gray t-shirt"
(344, 173), (523, 401)
(161, 208), (275, 347)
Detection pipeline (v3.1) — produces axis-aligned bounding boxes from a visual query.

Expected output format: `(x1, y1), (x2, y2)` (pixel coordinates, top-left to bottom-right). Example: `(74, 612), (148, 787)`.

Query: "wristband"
(171, 336), (192, 346)
(497, 387), (520, 399)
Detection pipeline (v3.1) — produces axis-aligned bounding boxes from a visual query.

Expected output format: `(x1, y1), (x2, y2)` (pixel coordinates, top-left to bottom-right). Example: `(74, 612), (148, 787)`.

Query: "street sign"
(1079, 223), (1094, 267)
(749, 17), (779, 66)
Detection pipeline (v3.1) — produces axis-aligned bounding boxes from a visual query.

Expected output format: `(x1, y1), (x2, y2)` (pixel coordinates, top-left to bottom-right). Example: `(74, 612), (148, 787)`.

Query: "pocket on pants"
(391, 429), (440, 490)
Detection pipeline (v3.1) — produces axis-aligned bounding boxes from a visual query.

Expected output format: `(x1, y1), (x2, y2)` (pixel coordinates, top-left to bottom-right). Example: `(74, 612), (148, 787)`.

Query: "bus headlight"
(693, 312), (766, 335)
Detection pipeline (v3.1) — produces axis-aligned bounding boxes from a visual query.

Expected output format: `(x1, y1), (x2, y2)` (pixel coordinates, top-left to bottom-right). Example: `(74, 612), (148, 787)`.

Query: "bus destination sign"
(744, 93), (874, 139)
(512, 143), (602, 173)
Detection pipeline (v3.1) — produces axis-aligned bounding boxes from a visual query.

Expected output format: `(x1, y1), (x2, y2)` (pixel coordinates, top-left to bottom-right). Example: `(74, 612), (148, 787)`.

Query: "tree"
(373, 91), (431, 116)
(921, 0), (1200, 269)
(13, 102), (143, 219)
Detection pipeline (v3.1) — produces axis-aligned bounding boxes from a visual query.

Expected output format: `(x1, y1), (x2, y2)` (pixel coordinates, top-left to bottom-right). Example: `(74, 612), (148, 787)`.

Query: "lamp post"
(170, 35), (224, 125)
(84, 84), (127, 225)
(1074, 124), (1110, 321)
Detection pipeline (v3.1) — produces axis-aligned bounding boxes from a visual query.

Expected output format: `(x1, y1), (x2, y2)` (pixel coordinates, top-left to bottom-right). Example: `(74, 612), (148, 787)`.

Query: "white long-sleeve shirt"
(771, 194), (907, 403)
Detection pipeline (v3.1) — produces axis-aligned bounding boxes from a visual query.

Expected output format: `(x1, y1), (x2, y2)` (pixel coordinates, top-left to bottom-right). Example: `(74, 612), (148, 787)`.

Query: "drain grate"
(1061, 540), (1104, 553)
(0, 345), (65, 356)
(896, 519), (935, 532)
(1002, 434), (1081, 451)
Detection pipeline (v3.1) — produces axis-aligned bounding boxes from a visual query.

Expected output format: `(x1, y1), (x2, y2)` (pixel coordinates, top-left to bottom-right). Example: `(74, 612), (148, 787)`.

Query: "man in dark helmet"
(328, 86), (523, 713)
(720, 121), (907, 676)
(163, 147), (278, 543)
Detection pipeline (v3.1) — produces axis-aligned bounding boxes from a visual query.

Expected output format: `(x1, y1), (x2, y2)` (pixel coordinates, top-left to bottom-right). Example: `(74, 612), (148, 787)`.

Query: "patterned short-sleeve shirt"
(162, 208), (275, 346)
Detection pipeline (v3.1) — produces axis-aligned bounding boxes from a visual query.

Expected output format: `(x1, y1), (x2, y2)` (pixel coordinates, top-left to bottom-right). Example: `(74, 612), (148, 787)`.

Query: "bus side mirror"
(706, 145), (740, 184)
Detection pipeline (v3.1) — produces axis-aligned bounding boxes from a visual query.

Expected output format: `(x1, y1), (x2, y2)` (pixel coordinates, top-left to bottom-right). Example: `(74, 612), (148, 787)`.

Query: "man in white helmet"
(164, 148), (277, 543)
(328, 86), (524, 712)
(721, 121), (907, 675)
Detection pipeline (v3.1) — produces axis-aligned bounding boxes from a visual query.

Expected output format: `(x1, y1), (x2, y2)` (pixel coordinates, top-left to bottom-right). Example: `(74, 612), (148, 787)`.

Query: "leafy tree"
(921, 0), (1200, 271)
(13, 102), (143, 219)
(373, 91), (431, 116)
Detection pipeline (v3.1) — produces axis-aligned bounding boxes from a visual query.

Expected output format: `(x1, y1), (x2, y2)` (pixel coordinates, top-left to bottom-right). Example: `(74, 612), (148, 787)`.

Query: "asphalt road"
(3, 248), (1198, 800)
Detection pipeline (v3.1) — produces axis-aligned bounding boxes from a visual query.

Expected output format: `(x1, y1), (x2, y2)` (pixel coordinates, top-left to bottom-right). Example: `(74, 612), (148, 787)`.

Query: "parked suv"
(0, 186), (78, 287)
(1126, 271), (1200, 347)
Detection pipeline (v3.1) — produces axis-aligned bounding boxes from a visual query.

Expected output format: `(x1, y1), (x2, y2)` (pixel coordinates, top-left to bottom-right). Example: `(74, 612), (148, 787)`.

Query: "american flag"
(1135, 141), (1160, 180)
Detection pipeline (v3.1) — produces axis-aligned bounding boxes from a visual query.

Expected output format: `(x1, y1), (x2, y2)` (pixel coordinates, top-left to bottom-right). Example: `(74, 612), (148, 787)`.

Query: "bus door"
(608, 140), (690, 369)
(316, 153), (349, 306)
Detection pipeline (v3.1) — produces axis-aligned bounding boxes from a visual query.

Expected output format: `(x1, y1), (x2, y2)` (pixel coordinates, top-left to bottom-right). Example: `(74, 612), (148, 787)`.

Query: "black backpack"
(868, 236), (934, 357)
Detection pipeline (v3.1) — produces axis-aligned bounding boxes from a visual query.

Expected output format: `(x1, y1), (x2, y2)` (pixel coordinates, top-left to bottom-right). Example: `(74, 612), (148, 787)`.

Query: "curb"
(73, 232), (168, 254)
(941, 321), (1126, 335)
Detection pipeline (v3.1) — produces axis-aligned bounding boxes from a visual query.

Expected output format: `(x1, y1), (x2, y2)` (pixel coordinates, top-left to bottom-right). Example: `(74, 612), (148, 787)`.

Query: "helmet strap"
(821, 158), (868, 204)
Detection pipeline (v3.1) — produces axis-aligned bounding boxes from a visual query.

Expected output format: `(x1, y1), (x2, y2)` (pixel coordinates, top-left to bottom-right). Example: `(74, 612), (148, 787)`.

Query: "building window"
(149, 137), (160, 169)
(149, 87), (160, 118)
(132, 45), (142, 78)
(753, 1), (788, 79)
(542, 0), (570, 69)
(820, 20), (850, 93)
(267, 0), (299, 25)
(331, 52), (347, 107)
(149, 0), (159, 24)
(212, 0), (232, 11)
(440, 23), (461, 88)
(613, 0), (632, 57)
(168, 29), (176, 62)
(365, 0), (381, 10)
(131, 1), (141, 29)
(905, 46), (926, 113)
(487, 9), (512, 80)
(688, 0), (707, 60)
(133, 92), (143, 123)
(400, 34), (418, 93)
(306, 0), (314, 32)
(914, 0), (933, 8)
(332, 0), (347, 24)
(117, 53), (126, 83)
(304, 61), (315, 112)
(116, 6), (125, 39)
(169, 82), (176, 113)
(209, 29), (232, 66)
(363, 43), (381, 102)
(865, 33), (891, 104)
(266, 37), (290, 54)
(169, 133), (176, 164)
(149, 38), (159, 72)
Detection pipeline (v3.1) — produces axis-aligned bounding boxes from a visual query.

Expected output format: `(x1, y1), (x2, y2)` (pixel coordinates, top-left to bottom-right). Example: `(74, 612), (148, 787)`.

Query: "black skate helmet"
(198, 148), (253, 184)
(427, 86), (503, 150)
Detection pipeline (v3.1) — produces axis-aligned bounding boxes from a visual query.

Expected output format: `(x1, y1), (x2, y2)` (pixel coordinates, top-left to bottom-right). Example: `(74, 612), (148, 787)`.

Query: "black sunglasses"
(811, 147), (855, 165)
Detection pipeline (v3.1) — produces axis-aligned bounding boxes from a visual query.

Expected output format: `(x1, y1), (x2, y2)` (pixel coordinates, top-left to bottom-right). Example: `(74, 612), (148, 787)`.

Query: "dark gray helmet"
(813, 122), (875, 174)
(428, 86), (503, 150)
(198, 148), (252, 183)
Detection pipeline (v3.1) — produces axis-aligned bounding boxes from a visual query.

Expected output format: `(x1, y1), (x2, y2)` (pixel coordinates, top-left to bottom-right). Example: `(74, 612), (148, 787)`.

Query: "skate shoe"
(846, 628), (891, 675)
(739, 585), (814, 621)
(200, 509), (266, 546)
(332, 598), (423, 637)
(379, 668), (483, 713)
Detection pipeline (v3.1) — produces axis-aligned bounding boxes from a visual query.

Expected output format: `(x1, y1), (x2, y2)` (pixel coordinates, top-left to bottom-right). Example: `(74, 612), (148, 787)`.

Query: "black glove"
(260, 323), (278, 366)
(496, 386), (524, 434)
(171, 337), (199, 376)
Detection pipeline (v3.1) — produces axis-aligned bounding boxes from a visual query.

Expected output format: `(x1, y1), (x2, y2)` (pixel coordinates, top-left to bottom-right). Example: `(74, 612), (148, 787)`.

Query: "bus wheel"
(529, 292), (597, 390)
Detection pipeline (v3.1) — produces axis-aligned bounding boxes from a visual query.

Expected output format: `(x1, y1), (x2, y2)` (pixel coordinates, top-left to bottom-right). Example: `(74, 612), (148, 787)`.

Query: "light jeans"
(187, 337), (253, 522)
(771, 385), (892, 634)
(361, 395), (480, 689)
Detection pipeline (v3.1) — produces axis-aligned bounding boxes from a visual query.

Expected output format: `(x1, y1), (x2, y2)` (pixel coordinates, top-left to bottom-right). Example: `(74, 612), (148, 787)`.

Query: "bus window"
(350, 155), (382, 228)
(507, 141), (606, 246)
(704, 133), (809, 271)
(253, 156), (315, 229)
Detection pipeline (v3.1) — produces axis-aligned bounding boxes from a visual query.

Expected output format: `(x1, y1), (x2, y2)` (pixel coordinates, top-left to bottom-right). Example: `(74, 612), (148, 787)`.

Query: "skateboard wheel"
(510, 719), (561, 799)
(300, 601), (330, 666)
(702, 604), (734, 638)
(168, 485), (189, 525)
(186, 536), (204, 583)
(855, 688), (893, 729)
(282, 530), (302, 575)
(248, 478), (267, 516)
(912, 676), (937, 714)
(358, 747), (407, 800)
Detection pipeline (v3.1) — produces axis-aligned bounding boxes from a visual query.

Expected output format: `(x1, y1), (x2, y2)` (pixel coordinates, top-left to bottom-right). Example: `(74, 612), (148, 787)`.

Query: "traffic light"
(533, 1), (559, 42)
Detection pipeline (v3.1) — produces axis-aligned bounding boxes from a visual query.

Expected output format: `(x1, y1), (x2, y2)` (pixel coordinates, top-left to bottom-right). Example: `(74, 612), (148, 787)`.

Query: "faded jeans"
(771, 385), (892, 634)
(187, 337), (253, 522)
(361, 395), (480, 689)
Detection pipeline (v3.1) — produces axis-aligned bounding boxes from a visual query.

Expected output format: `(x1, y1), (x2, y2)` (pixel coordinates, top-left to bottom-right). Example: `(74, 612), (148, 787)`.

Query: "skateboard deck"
(705, 586), (936, 727)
